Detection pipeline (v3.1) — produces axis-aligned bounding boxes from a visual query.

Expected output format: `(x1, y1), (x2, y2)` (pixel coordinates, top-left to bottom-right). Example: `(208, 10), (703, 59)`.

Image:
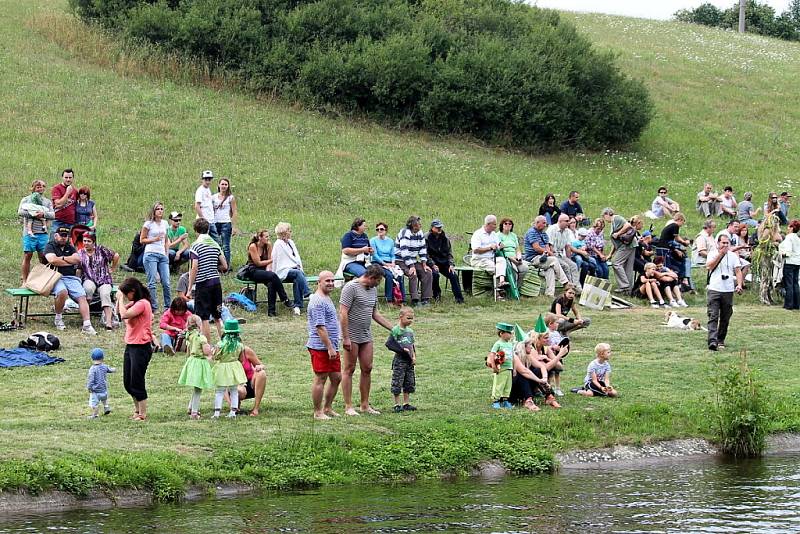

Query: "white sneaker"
(554, 388), (564, 397)
(81, 324), (97, 336)
(54, 317), (66, 330)
(293, 306), (301, 316)
(650, 301), (659, 309)
(678, 300), (689, 308)
(669, 301), (680, 308)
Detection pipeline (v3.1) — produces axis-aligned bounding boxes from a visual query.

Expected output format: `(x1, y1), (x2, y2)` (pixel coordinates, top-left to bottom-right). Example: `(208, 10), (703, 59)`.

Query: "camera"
(538, 255), (548, 265)
(721, 274), (729, 280)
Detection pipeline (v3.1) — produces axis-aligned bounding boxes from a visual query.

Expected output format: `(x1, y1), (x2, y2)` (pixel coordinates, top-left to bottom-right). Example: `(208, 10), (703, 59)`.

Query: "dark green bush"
(675, 0), (800, 42)
(69, 0), (653, 151)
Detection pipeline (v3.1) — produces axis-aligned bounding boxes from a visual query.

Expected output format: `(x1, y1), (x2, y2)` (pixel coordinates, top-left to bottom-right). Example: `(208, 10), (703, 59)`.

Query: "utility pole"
(738, 0), (746, 33)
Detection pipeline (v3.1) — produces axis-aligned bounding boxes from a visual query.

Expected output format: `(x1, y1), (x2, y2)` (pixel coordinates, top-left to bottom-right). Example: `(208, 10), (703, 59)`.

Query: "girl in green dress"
(177, 315), (214, 420)
(212, 319), (248, 418)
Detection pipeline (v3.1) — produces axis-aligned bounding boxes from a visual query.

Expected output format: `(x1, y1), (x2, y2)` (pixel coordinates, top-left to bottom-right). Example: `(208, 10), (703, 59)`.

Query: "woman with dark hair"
(212, 177), (238, 270)
(116, 277), (154, 422)
(338, 217), (372, 278)
(538, 193), (561, 226)
(498, 217), (527, 288)
(78, 231), (119, 330)
(244, 229), (291, 317)
(75, 186), (98, 228)
(779, 220), (800, 310)
(140, 201), (171, 312)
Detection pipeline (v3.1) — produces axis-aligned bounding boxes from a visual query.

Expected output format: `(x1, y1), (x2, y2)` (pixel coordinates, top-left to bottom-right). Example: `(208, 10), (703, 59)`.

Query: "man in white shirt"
(194, 170), (219, 243)
(546, 214), (581, 290)
(696, 183), (722, 217)
(706, 234), (743, 351)
(470, 214), (508, 288)
(692, 220), (717, 266)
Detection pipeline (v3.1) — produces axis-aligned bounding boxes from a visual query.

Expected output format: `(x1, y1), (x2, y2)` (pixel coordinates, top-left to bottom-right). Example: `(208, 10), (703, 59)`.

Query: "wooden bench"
(233, 274), (346, 304)
(5, 286), (118, 327)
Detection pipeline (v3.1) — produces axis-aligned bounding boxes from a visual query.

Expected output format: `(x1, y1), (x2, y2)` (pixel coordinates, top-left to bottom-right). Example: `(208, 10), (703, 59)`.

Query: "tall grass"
(714, 350), (771, 458)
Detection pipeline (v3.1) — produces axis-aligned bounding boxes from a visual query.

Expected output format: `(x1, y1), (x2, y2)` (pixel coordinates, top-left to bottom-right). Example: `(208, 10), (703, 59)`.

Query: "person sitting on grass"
(486, 322), (515, 409)
(577, 342), (618, 397)
(530, 330), (568, 398)
(650, 186), (680, 219)
(159, 297), (191, 355)
(177, 315), (214, 420)
(550, 284), (591, 335)
(387, 307), (417, 413)
(638, 262), (666, 308)
(236, 344), (268, 417)
(86, 348), (115, 419)
(508, 335), (562, 411)
(653, 260), (688, 308)
(166, 211), (190, 271)
(544, 313), (569, 355)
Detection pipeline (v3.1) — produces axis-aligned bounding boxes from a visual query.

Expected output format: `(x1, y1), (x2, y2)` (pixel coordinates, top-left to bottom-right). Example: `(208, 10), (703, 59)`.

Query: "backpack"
(19, 331), (61, 352)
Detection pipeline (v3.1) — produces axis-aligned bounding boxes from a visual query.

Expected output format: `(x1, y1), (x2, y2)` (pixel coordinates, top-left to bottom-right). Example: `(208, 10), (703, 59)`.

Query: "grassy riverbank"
(2, 0), (800, 500)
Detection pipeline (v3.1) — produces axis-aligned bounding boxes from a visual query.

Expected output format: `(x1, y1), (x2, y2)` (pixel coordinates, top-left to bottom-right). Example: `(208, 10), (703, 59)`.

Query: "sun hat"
(431, 219), (444, 229)
(201, 170), (214, 179)
(222, 319), (241, 334)
(495, 322), (514, 333)
(90, 348), (104, 361)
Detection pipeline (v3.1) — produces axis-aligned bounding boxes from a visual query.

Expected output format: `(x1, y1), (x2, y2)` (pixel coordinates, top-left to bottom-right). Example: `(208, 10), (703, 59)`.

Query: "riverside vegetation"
(1, 0), (800, 500)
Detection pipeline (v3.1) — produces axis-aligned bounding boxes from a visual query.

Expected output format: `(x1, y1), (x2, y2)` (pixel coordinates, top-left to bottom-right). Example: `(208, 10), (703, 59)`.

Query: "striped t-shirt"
(189, 235), (222, 285)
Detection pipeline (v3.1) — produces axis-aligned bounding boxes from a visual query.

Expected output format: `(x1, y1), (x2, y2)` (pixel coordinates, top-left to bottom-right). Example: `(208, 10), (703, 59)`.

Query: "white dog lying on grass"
(663, 311), (706, 331)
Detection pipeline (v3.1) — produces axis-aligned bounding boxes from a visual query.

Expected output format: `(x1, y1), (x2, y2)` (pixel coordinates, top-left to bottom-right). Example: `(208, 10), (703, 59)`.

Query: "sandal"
(133, 414), (147, 421)
(130, 412), (140, 420)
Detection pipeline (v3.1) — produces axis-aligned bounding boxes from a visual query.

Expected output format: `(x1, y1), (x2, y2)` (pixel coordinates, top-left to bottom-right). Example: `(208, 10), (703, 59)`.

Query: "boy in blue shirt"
(86, 348), (115, 418)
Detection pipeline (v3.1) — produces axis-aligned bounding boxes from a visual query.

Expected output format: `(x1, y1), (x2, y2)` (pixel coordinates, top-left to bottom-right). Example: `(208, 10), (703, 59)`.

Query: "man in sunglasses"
(194, 170), (219, 244)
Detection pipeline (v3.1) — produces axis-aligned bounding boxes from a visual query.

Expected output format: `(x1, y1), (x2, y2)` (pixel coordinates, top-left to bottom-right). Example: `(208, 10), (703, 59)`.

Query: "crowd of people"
(15, 171), (800, 419)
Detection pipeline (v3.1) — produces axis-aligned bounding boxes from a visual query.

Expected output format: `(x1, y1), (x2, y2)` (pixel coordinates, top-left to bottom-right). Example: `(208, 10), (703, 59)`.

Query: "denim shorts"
(52, 275), (87, 300)
(89, 391), (108, 407)
(22, 233), (49, 253)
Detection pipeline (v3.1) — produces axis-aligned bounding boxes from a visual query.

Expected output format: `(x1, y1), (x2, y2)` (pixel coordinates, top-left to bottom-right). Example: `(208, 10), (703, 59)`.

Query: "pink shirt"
(124, 300), (153, 345)
(159, 309), (190, 339)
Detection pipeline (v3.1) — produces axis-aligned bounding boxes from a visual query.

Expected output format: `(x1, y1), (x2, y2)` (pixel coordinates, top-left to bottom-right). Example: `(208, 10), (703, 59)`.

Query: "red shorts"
(309, 348), (341, 374)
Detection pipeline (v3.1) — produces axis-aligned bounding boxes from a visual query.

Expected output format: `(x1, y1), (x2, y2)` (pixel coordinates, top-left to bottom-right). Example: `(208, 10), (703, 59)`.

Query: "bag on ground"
(18, 331), (61, 351)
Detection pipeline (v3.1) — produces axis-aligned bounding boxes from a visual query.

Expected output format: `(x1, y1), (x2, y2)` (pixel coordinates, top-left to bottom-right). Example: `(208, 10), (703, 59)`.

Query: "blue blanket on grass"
(0, 348), (65, 368)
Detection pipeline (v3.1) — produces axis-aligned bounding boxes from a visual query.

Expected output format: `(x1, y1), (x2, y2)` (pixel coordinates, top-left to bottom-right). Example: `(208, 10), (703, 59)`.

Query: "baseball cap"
(56, 226), (70, 236)
(169, 211), (182, 221)
(90, 348), (104, 361)
(431, 219), (443, 228)
(781, 191), (792, 197)
(577, 228), (589, 237)
(642, 230), (653, 237)
(201, 170), (214, 179)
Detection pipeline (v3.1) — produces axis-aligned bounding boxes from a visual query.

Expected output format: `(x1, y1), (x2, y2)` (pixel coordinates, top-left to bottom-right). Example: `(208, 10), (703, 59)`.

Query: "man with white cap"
(194, 170), (219, 243)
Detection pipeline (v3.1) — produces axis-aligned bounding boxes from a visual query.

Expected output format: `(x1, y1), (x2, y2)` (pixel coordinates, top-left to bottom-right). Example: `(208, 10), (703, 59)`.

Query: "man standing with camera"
(706, 234), (743, 351)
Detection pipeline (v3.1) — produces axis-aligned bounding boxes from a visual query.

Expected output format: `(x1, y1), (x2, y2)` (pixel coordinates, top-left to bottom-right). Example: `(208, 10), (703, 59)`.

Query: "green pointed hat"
(513, 323), (527, 342)
(222, 319), (241, 334)
(495, 322), (514, 333)
(534, 313), (547, 333)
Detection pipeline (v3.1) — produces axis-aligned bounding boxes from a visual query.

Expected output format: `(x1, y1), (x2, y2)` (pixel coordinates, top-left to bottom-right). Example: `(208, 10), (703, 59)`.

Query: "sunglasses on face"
(376, 227), (386, 231)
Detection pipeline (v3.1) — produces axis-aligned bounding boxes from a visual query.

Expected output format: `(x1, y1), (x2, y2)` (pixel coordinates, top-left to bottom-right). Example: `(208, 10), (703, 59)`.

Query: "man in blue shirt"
(560, 190), (589, 227)
(524, 216), (570, 297)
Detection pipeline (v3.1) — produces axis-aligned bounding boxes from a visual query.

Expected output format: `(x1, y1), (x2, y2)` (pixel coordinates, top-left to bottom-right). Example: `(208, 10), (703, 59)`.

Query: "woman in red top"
(116, 277), (154, 421)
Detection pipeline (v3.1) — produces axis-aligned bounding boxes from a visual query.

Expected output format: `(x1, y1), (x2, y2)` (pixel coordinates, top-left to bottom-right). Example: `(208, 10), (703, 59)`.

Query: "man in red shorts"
(306, 270), (342, 420)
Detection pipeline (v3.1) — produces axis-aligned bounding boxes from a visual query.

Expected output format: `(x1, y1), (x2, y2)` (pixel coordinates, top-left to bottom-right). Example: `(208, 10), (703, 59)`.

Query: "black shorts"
(194, 281), (222, 321)
(243, 380), (255, 400)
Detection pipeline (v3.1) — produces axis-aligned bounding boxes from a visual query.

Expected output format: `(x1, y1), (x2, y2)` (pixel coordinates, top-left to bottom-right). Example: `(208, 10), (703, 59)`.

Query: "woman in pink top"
(159, 297), (191, 355)
(116, 277), (154, 421)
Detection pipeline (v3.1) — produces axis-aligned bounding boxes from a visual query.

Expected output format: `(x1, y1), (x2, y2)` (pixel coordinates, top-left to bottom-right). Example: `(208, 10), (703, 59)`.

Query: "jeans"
(284, 269), (310, 309)
(431, 262), (464, 302)
(592, 258), (609, 279)
(215, 222), (232, 268)
(707, 290), (734, 347)
(144, 252), (171, 311)
(572, 255), (597, 285)
(344, 261), (367, 277)
(168, 248), (190, 267)
(783, 263), (800, 310)
(208, 223), (220, 246)
(161, 333), (174, 349)
(380, 266), (405, 303)
(249, 268), (289, 315)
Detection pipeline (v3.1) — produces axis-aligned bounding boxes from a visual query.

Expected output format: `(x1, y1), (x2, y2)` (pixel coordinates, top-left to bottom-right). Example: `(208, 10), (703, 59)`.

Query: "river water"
(2, 453), (799, 533)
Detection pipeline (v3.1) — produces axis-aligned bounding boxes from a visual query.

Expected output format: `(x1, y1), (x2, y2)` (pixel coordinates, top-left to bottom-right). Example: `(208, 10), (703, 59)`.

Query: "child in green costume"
(177, 315), (214, 419)
(212, 319), (247, 418)
(486, 322), (515, 409)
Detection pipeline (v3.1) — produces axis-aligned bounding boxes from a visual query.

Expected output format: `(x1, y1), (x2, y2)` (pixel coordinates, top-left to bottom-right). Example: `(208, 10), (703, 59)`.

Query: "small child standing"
(211, 319), (248, 418)
(177, 315), (215, 419)
(86, 348), (115, 419)
(387, 307), (417, 413)
(578, 342), (618, 397)
(487, 322), (515, 409)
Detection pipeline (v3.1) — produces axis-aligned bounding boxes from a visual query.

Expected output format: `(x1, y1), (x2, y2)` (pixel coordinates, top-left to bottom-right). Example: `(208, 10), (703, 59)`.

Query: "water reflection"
(2, 454), (799, 533)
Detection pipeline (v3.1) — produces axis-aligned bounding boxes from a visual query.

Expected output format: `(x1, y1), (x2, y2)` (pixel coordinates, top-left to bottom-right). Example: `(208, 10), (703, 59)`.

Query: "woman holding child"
(508, 334), (563, 411)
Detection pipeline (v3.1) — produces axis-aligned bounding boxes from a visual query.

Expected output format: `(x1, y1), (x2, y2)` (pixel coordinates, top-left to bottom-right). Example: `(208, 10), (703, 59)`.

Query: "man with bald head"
(306, 271), (342, 420)
(469, 214), (508, 288)
(524, 215), (571, 297)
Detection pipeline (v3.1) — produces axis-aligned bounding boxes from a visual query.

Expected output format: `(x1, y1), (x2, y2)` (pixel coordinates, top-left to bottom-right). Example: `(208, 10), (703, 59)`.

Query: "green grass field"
(1, 0), (800, 498)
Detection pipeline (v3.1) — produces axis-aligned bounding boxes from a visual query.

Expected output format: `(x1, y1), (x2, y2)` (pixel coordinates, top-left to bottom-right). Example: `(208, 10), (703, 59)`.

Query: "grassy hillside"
(1, 0), (799, 498)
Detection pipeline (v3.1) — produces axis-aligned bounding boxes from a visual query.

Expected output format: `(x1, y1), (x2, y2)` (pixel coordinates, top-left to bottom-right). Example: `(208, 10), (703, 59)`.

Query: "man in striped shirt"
(186, 218), (227, 340)
(395, 215), (433, 306)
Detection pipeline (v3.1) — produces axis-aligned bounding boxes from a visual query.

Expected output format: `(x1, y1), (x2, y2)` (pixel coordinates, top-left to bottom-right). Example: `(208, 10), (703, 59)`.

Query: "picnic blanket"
(0, 348), (65, 368)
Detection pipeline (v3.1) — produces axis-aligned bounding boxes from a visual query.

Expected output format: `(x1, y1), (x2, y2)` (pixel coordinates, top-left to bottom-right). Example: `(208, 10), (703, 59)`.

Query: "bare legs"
(342, 341), (376, 415)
